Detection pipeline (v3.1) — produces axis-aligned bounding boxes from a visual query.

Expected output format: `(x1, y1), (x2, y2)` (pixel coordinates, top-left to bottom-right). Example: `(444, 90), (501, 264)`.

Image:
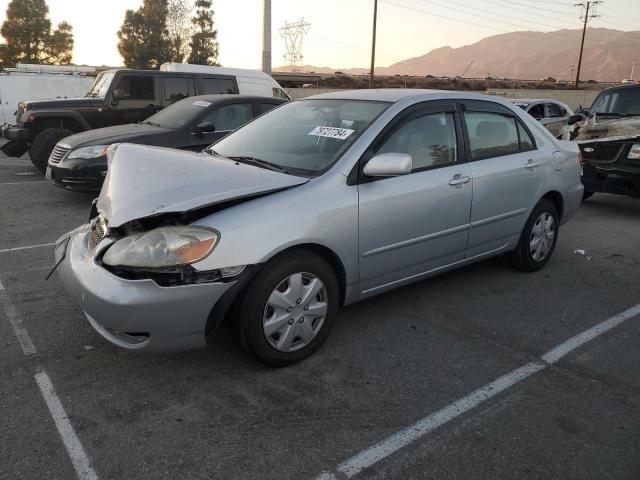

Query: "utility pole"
(369, 0), (378, 88)
(569, 65), (575, 83)
(262, 0), (271, 74)
(574, 1), (601, 90)
(631, 59), (637, 81)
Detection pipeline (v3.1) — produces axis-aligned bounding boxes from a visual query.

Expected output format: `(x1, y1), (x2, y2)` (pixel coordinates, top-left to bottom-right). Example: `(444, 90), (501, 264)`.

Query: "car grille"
(580, 142), (625, 164)
(48, 144), (71, 164)
(88, 216), (107, 251)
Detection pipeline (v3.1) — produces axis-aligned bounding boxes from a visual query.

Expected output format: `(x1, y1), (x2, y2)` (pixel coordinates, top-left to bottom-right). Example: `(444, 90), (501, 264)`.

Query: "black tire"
(28, 128), (74, 174)
(508, 199), (559, 272)
(233, 250), (340, 367)
(582, 190), (595, 201)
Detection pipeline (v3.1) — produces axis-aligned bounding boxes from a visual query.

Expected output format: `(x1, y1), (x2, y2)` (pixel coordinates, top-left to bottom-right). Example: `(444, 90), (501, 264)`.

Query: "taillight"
(578, 151), (584, 165)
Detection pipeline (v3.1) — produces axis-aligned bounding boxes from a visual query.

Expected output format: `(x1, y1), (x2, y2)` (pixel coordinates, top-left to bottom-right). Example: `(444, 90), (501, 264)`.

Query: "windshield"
(143, 97), (213, 129)
(591, 87), (640, 116)
(210, 99), (389, 175)
(86, 72), (115, 98)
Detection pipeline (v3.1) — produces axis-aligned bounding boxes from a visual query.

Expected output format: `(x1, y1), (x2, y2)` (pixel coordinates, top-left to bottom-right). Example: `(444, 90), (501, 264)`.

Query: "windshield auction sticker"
(193, 101), (212, 107)
(308, 126), (355, 140)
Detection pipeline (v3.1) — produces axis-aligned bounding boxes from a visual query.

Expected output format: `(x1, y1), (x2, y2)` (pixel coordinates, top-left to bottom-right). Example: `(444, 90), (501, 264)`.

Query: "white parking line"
(0, 242), (55, 254)
(316, 303), (640, 479)
(35, 370), (98, 480)
(0, 180), (48, 185)
(0, 277), (36, 355)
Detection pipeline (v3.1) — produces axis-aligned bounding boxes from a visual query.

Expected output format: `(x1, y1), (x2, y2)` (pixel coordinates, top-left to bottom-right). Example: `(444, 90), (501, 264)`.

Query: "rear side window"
(114, 75), (154, 100)
(464, 112), (520, 159)
(164, 77), (195, 104)
(255, 102), (280, 116)
(202, 103), (253, 131)
(273, 87), (289, 99)
(517, 121), (535, 151)
(201, 78), (235, 94)
(377, 112), (457, 171)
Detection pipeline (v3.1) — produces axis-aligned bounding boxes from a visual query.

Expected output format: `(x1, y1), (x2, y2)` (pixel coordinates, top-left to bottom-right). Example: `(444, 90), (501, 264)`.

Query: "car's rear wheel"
(233, 251), (339, 366)
(29, 128), (74, 174)
(508, 199), (559, 272)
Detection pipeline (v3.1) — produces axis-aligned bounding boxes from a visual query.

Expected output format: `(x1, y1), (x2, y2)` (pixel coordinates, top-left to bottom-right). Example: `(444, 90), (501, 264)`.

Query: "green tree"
(117, 0), (170, 69)
(0, 0), (73, 66)
(188, 0), (219, 66)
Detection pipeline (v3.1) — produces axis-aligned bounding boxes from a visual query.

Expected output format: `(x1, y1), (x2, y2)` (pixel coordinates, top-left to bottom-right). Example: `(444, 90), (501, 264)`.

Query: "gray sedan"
(509, 99), (574, 137)
(55, 89), (583, 366)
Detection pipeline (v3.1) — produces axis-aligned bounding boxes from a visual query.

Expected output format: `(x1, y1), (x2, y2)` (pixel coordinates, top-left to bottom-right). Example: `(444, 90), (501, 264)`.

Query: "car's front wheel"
(508, 198), (559, 272)
(233, 250), (339, 366)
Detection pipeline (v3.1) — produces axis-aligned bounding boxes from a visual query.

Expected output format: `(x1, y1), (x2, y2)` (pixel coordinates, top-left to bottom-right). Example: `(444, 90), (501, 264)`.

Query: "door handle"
(525, 159), (542, 169)
(449, 174), (470, 187)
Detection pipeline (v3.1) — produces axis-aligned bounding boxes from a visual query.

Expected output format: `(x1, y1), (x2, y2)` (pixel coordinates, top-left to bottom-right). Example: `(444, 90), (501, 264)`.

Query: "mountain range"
(275, 28), (640, 82)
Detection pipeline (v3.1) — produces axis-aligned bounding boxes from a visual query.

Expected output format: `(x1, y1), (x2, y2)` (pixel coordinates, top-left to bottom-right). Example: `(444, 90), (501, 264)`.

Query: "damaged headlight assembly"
(103, 226), (219, 268)
(628, 144), (640, 160)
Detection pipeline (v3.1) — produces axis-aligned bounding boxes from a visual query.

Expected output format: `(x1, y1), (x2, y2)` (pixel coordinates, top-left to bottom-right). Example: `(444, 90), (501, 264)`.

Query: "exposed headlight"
(68, 145), (110, 160)
(103, 226), (219, 268)
(628, 144), (640, 160)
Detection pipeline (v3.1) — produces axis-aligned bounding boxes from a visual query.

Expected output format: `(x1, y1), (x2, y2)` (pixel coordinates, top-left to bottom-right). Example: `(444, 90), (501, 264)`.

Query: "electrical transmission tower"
(279, 18), (311, 72)
(574, 1), (601, 89)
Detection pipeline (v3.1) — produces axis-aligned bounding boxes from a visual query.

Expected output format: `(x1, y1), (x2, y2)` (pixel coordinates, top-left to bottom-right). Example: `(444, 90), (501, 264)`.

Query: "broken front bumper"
(55, 224), (235, 352)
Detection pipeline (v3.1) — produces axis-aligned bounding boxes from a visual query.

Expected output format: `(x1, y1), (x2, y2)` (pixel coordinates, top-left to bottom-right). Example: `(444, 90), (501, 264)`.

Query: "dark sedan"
(47, 94), (286, 191)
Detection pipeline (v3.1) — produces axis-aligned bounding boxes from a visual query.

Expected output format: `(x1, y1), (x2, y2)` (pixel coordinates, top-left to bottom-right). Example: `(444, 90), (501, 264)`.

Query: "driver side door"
(357, 102), (473, 295)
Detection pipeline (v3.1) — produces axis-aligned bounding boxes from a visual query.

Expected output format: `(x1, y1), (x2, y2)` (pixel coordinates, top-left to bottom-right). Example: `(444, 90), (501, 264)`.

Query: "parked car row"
(2, 63), (290, 173)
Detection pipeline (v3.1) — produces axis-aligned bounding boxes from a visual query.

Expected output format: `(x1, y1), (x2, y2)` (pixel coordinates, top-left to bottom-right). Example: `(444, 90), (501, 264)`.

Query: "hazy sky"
(0, 0), (637, 69)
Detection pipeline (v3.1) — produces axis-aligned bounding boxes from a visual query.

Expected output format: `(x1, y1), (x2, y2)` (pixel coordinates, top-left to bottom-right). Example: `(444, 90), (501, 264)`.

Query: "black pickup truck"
(565, 84), (640, 199)
(1, 68), (242, 173)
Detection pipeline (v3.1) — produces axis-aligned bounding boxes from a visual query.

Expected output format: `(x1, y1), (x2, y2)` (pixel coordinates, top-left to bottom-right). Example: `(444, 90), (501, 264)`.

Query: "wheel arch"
(26, 112), (90, 139)
(541, 190), (564, 220)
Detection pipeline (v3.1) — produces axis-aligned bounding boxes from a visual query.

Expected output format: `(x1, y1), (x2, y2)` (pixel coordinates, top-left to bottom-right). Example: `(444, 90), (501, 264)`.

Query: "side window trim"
(353, 101), (463, 185)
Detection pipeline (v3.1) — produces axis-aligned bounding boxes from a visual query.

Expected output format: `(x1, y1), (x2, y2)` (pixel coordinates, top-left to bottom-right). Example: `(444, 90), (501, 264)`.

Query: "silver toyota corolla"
(55, 89), (583, 366)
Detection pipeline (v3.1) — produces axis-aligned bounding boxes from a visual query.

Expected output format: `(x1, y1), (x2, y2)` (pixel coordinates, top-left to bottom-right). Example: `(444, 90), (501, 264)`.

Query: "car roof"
(176, 94), (285, 103)
(507, 99), (565, 104)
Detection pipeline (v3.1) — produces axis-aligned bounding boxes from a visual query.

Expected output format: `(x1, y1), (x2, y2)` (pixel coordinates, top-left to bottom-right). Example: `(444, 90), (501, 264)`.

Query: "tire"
(508, 199), (559, 272)
(582, 190), (595, 201)
(233, 250), (340, 367)
(28, 128), (74, 174)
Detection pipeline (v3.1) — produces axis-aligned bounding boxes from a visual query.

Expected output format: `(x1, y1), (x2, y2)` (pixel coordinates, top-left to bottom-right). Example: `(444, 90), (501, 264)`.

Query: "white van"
(0, 64), (95, 124)
(160, 63), (290, 100)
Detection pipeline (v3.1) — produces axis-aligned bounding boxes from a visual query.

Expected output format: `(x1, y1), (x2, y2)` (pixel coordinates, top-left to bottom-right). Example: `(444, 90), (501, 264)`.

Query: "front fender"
(22, 109), (91, 132)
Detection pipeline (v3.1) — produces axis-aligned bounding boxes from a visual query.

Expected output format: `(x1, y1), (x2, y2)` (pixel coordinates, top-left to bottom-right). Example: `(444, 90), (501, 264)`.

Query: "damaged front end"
(563, 115), (640, 197)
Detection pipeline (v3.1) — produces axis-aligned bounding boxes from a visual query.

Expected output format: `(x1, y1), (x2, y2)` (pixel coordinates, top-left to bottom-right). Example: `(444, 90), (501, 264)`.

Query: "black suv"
(567, 84), (640, 199)
(1, 69), (241, 173)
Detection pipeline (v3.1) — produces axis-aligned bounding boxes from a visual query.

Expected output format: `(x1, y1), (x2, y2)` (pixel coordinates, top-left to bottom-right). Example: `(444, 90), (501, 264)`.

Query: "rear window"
(201, 78), (236, 94)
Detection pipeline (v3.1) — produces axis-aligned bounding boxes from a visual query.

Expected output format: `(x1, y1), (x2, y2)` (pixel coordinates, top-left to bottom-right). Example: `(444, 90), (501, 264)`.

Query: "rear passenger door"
(358, 102), (472, 293)
(460, 100), (546, 258)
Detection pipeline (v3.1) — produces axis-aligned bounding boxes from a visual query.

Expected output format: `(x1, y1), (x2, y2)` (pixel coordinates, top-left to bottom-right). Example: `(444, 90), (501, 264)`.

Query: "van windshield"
(86, 72), (115, 98)
(209, 99), (389, 176)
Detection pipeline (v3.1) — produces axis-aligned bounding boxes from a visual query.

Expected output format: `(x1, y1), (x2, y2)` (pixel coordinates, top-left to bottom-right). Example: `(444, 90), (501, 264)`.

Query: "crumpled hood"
(563, 115), (640, 143)
(97, 144), (309, 227)
(63, 123), (171, 148)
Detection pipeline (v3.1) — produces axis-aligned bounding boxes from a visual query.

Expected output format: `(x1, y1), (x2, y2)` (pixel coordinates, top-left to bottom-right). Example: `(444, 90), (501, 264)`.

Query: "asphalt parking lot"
(1, 154), (639, 480)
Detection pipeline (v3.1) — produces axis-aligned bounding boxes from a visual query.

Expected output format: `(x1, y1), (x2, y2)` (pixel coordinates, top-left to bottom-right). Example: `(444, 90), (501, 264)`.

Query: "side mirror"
(363, 153), (412, 177)
(111, 88), (124, 106)
(567, 114), (585, 126)
(193, 121), (216, 134)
